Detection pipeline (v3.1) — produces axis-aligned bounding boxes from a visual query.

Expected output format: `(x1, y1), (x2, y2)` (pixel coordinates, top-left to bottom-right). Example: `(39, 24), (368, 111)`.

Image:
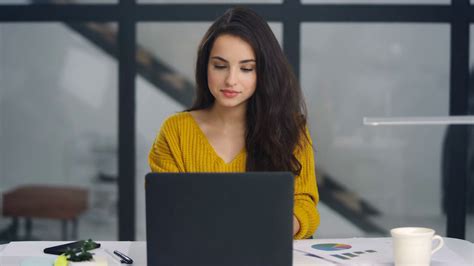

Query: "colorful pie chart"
(311, 243), (352, 251)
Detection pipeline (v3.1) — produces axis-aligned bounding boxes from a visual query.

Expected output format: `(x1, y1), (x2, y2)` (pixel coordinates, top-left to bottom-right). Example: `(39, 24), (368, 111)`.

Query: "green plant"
(63, 239), (96, 262)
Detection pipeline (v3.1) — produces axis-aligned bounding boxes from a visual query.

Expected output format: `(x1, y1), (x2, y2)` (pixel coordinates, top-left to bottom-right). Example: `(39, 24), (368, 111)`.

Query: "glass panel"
(467, 25), (474, 243)
(135, 22), (282, 240)
(138, 0), (281, 3)
(0, 0), (116, 4)
(301, 23), (450, 238)
(0, 22), (118, 242)
(303, 0), (449, 4)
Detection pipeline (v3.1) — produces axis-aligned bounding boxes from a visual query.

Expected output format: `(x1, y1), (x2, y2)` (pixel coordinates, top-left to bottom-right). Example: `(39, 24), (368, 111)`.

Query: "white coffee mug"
(391, 227), (444, 266)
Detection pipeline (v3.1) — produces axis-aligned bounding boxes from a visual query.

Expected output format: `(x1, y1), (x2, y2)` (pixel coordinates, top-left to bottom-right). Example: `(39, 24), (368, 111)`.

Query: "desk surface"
(0, 237), (473, 265)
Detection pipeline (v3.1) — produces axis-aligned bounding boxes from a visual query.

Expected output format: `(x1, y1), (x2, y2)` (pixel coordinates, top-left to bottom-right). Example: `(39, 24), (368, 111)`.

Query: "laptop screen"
(145, 172), (294, 266)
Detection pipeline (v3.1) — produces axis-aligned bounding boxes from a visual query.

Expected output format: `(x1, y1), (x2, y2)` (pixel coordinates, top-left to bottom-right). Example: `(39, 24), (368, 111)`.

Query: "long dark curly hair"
(188, 6), (309, 176)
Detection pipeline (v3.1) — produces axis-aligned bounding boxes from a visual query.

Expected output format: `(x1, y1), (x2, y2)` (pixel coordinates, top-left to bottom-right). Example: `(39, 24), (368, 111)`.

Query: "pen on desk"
(104, 249), (122, 263)
(104, 249), (134, 264)
(113, 250), (134, 264)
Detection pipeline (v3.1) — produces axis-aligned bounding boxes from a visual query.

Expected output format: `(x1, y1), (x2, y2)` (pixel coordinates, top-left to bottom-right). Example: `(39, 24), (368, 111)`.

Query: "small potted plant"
(54, 239), (106, 266)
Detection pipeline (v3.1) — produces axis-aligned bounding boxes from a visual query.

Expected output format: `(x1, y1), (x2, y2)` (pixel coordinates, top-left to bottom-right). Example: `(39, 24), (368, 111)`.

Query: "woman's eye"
(241, 68), (254, 72)
(213, 65), (227, 69)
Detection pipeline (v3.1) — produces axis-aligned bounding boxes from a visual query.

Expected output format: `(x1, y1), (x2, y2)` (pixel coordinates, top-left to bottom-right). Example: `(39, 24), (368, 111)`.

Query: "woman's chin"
(214, 99), (246, 109)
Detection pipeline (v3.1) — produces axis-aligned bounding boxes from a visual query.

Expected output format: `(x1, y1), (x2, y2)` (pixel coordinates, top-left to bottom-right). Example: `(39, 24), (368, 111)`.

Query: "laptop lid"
(145, 172), (294, 266)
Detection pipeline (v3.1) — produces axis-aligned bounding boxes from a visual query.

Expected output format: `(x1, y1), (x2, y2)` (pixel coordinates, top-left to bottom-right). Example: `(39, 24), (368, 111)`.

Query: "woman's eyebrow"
(239, 59), (256, 64)
(210, 56), (256, 64)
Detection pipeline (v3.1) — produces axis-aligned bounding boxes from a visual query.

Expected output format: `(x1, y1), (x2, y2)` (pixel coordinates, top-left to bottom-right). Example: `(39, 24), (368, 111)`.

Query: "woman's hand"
(293, 215), (300, 236)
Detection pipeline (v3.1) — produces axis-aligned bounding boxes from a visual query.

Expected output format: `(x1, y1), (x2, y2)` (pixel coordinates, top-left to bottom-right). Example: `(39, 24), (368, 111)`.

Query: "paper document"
(293, 238), (470, 265)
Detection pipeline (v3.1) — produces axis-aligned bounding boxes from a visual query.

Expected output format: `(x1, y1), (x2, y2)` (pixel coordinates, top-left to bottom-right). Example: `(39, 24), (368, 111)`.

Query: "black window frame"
(0, 0), (471, 240)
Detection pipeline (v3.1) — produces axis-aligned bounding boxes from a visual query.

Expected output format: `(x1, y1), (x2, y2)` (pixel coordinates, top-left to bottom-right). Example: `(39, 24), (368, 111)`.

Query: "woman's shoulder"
(164, 111), (192, 124)
(160, 111), (193, 132)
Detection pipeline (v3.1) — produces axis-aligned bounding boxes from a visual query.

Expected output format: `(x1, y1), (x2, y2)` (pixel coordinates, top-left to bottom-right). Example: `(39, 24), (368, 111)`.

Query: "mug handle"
(431, 235), (444, 255)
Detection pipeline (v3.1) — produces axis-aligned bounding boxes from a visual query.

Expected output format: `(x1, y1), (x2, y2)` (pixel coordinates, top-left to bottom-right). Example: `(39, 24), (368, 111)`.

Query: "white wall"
(301, 23), (449, 217)
(0, 23), (118, 190)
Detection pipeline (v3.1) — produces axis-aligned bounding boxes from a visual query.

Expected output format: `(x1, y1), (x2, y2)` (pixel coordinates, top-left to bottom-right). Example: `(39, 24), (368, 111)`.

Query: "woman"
(149, 6), (319, 239)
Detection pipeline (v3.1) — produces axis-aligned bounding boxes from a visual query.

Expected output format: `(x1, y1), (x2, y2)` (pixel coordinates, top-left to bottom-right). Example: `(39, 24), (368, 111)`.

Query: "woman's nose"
(225, 69), (238, 86)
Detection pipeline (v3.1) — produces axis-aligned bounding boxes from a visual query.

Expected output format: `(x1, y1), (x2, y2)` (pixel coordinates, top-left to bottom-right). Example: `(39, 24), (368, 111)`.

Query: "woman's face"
(207, 34), (257, 110)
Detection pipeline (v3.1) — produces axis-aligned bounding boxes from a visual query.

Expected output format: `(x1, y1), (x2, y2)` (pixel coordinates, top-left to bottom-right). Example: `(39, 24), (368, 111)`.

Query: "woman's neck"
(208, 103), (246, 129)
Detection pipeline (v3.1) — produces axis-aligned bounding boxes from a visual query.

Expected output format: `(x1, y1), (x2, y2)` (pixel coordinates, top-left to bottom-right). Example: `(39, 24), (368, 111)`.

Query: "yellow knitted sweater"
(148, 112), (320, 239)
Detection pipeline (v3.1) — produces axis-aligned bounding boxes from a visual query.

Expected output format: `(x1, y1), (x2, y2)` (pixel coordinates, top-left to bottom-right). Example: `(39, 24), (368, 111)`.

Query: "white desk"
(0, 237), (473, 265)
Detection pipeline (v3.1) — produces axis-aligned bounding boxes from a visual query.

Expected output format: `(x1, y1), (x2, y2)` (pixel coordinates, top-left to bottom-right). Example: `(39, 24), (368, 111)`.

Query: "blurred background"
(0, 0), (473, 243)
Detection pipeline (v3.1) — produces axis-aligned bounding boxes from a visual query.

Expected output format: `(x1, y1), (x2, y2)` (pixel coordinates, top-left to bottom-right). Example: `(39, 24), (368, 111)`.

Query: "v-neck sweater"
(148, 112), (320, 239)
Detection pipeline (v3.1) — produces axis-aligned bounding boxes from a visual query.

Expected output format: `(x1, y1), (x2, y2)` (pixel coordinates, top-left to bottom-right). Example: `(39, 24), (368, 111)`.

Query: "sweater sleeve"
(293, 129), (320, 239)
(148, 117), (184, 173)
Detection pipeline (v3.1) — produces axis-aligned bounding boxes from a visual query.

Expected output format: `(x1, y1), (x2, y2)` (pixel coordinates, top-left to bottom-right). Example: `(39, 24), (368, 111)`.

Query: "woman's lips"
(221, 89), (240, 98)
